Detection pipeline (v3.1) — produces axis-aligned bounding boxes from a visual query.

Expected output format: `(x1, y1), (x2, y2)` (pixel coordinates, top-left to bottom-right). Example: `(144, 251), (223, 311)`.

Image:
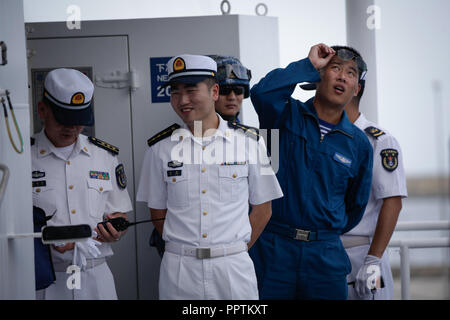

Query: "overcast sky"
(23, 0), (450, 177)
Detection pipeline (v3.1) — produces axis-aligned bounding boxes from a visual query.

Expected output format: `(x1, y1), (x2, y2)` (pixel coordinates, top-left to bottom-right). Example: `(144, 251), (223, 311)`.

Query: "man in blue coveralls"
(249, 43), (373, 299)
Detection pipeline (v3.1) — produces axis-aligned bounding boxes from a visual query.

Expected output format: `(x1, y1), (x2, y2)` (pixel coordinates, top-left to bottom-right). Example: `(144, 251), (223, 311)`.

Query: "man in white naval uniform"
(33, 68), (132, 299)
(342, 80), (408, 299)
(137, 54), (283, 299)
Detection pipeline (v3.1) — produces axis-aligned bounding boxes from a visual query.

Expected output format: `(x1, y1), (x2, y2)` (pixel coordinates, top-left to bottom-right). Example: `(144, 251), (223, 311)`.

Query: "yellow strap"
(4, 115), (24, 154)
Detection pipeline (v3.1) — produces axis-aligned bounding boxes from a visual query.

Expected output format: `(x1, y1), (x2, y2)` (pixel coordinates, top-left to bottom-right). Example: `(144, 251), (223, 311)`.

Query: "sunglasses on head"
(219, 85), (245, 96)
(335, 48), (368, 80)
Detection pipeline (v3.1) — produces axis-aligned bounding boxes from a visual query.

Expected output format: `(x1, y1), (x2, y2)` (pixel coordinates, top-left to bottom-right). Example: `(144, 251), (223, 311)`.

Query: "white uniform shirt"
(31, 131), (133, 263)
(345, 113), (408, 236)
(137, 114), (283, 247)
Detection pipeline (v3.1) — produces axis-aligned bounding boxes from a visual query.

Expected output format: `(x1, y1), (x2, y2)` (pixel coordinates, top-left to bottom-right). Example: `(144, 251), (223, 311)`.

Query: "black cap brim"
(46, 98), (94, 126)
(299, 83), (317, 91)
(161, 75), (216, 88)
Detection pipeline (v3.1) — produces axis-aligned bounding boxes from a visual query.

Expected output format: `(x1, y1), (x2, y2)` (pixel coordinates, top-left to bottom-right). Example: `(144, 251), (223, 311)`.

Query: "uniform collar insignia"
(79, 136), (91, 156)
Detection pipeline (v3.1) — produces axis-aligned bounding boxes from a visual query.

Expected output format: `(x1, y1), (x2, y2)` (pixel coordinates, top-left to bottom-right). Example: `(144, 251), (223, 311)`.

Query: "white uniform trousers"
(159, 250), (259, 300)
(36, 261), (117, 300)
(346, 244), (394, 300)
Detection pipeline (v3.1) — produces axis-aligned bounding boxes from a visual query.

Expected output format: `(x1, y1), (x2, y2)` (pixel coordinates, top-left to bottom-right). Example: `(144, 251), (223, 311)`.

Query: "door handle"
(0, 163), (10, 208)
(0, 41), (7, 66)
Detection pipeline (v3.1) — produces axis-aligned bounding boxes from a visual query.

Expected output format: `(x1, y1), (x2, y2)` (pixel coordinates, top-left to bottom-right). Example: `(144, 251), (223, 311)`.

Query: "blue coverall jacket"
(249, 57), (373, 299)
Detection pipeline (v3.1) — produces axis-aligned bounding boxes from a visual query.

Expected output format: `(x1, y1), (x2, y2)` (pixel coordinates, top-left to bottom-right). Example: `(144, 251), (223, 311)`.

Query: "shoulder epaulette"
(147, 123), (181, 147)
(31, 137), (35, 146)
(88, 136), (119, 155)
(228, 121), (260, 141)
(364, 126), (385, 140)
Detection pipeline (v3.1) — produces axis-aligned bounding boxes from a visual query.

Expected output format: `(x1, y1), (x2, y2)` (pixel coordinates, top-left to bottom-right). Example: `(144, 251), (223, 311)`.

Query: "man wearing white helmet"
(32, 68), (132, 299)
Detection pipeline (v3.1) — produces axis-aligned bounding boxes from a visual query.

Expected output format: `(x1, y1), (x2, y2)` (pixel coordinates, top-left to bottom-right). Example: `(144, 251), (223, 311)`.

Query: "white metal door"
(26, 36), (137, 299)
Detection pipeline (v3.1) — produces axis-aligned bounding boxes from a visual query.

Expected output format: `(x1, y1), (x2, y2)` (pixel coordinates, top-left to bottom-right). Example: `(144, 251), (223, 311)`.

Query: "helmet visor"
(217, 64), (251, 82)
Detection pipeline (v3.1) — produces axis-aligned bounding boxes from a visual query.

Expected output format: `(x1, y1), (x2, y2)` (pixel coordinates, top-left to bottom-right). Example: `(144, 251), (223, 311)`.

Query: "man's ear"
(37, 101), (47, 120)
(354, 83), (361, 97)
(211, 83), (219, 101)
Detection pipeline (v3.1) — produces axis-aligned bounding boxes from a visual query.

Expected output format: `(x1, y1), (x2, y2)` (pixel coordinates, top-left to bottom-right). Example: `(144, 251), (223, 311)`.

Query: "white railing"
(389, 220), (450, 300)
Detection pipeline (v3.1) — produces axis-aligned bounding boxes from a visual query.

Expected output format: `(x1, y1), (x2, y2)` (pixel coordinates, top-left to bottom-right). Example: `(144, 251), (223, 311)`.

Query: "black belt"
(265, 221), (340, 242)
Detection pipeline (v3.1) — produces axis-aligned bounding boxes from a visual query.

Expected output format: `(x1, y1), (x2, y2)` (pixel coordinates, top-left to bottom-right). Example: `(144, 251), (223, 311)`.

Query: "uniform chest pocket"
(330, 153), (354, 189)
(32, 185), (57, 218)
(218, 165), (249, 201)
(314, 151), (354, 209)
(87, 178), (113, 220)
(164, 170), (189, 207)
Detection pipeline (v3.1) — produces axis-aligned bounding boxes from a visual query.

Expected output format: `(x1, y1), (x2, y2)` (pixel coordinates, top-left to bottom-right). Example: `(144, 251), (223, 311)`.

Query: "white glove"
(72, 231), (101, 270)
(355, 254), (382, 299)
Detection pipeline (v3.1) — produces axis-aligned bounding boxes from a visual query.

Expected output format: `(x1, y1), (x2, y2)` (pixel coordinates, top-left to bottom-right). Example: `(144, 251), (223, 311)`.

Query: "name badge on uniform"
(333, 152), (352, 168)
(32, 180), (46, 188)
(168, 160), (183, 168)
(167, 170), (182, 177)
(32, 171), (45, 179)
(89, 171), (110, 180)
